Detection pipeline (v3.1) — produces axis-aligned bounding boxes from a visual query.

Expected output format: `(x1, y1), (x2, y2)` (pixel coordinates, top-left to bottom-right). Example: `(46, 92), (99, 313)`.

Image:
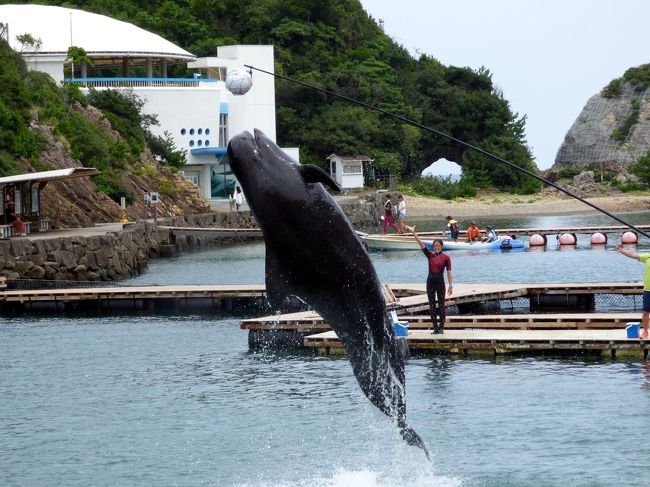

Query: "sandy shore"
(404, 192), (650, 219)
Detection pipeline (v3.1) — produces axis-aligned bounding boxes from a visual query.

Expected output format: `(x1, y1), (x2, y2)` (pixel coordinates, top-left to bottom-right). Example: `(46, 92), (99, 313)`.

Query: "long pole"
(245, 64), (650, 240)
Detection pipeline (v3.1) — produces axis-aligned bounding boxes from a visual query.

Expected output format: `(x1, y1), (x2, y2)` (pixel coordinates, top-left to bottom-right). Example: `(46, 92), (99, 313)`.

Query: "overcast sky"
(360, 0), (650, 173)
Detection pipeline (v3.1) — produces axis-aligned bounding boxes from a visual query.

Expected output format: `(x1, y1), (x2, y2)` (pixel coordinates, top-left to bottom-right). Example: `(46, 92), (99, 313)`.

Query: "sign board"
(149, 192), (159, 205)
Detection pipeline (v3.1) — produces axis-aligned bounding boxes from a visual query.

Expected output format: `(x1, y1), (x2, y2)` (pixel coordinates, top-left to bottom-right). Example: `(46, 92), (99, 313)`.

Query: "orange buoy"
(590, 232), (607, 245)
(529, 234), (546, 246)
(621, 231), (638, 244)
(559, 233), (577, 245)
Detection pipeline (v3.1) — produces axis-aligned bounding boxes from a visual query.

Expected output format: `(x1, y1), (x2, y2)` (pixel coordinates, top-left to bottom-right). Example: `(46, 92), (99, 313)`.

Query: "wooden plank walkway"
(0, 284), (266, 303)
(241, 282), (643, 332)
(304, 329), (649, 357)
(242, 311), (641, 334)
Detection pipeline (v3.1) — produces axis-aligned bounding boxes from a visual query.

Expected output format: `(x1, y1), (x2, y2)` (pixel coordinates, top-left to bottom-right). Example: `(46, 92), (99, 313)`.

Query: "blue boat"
(426, 237), (525, 251)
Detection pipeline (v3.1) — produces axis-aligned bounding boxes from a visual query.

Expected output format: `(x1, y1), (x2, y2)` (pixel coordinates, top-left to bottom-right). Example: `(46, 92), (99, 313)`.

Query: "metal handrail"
(65, 77), (223, 88)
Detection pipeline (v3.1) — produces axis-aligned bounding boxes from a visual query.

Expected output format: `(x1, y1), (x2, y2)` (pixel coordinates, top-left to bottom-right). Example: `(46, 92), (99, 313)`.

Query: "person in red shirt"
(406, 225), (453, 334)
(382, 193), (400, 234)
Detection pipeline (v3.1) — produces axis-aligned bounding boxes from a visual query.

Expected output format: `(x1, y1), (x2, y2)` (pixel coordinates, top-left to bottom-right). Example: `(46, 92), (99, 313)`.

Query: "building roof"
(0, 4), (195, 65)
(327, 154), (373, 161)
(0, 168), (100, 187)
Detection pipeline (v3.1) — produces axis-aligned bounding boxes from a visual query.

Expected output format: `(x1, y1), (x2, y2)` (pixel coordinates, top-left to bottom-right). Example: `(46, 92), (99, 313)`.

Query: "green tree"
(631, 150), (650, 185)
(31, 0), (539, 191)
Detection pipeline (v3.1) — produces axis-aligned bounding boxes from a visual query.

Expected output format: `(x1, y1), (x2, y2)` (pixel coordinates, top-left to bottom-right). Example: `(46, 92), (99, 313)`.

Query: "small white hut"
(326, 154), (372, 189)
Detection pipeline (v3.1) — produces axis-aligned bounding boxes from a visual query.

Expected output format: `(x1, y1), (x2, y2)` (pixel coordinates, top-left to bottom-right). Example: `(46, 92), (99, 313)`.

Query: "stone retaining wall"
(0, 223), (161, 281)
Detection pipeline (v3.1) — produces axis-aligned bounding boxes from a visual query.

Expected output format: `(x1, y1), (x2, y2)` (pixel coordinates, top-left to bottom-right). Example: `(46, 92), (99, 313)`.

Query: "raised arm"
(405, 225), (425, 250)
(616, 245), (640, 261)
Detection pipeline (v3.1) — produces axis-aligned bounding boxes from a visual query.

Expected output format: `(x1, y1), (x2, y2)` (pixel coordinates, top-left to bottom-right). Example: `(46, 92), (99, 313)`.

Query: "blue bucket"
(626, 322), (640, 339)
(394, 322), (409, 337)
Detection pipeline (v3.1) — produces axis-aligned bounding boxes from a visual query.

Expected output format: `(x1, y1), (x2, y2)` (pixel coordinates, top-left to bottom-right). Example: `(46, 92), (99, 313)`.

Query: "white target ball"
(225, 69), (253, 95)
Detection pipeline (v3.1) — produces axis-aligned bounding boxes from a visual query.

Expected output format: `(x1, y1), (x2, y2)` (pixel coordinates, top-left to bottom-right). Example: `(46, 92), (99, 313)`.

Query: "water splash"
(238, 466), (462, 487)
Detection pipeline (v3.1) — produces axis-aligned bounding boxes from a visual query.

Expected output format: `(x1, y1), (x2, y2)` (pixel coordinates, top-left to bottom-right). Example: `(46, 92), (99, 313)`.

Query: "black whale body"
(227, 129), (430, 458)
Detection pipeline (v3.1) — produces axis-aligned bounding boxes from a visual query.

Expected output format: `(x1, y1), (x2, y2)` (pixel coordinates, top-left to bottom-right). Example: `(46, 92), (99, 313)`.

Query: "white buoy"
(225, 68), (253, 95)
(590, 232), (607, 245)
(621, 231), (638, 244)
(559, 233), (577, 245)
(529, 234), (546, 247)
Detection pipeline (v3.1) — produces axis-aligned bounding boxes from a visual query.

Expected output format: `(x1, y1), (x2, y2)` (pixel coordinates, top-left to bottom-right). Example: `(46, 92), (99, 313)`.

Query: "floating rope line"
(245, 64), (650, 240)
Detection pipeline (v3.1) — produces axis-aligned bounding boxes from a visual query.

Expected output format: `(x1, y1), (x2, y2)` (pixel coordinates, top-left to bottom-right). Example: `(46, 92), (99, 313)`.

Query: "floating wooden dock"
(404, 224), (650, 238)
(242, 311), (641, 335)
(241, 282), (642, 333)
(304, 329), (649, 358)
(241, 281), (645, 354)
(0, 284), (268, 312)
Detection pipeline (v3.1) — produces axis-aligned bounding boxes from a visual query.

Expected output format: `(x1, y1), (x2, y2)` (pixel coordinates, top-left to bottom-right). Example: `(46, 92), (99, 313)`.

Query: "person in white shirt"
(397, 194), (407, 233)
(234, 186), (244, 211)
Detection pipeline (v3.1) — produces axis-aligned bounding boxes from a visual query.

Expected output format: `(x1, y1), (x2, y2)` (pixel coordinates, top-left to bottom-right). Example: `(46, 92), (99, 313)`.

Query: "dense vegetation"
(0, 38), (40, 175)
(0, 38), (185, 202)
(602, 64), (650, 98)
(611, 98), (640, 144)
(11, 0), (541, 193)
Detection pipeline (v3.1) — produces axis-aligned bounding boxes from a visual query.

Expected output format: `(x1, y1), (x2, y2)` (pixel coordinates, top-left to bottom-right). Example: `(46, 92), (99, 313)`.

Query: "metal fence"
(6, 279), (129, 290)
(494, 294), (642, 314)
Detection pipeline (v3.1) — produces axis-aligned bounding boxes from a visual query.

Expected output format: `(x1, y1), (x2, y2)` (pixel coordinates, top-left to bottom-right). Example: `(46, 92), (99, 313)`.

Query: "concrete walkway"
(20, 223), (126, 241)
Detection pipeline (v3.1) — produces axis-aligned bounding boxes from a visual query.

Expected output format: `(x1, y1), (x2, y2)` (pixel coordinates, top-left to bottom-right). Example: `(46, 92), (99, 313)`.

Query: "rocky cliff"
(26, 103), (211, 229)
(554, 67), (650, 172)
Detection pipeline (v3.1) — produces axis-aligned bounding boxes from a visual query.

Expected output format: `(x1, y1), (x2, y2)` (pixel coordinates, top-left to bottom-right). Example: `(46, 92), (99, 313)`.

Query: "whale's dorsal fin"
(298, 165), (341, 192)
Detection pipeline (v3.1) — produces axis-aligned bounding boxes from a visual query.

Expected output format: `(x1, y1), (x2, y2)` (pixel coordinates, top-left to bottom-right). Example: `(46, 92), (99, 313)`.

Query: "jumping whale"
(227, 129), (430, 458)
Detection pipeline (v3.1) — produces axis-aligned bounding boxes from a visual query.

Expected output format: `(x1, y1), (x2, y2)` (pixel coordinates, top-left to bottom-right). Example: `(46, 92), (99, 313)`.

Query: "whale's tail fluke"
(399, 422), (432, 461)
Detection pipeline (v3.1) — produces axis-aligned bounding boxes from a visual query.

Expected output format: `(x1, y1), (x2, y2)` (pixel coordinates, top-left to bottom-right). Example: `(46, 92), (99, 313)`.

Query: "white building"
(0, 4), (298, 200)
(326, 154), (371, 189)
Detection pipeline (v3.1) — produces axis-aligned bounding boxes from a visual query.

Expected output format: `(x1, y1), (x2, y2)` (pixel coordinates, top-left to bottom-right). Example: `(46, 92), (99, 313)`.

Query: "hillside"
(554, 64), (650, 175)
(15, 0), (541, 192)
(0, 38), (210, 228)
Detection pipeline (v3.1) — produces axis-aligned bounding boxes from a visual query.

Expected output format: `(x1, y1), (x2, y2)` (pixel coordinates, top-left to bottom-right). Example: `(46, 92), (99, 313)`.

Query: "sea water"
(2, 213), (650, 486)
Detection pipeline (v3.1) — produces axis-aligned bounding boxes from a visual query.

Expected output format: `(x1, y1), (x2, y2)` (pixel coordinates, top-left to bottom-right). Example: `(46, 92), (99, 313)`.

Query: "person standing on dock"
(446, 216), (460, 241)
(406, 225), (453, 334)
(397, 194), (407, 233)
(228, 190), (235, 212)
(234, 186), (243, 211)
(382, 194), (400, 234)
(615, 245), (650, 339)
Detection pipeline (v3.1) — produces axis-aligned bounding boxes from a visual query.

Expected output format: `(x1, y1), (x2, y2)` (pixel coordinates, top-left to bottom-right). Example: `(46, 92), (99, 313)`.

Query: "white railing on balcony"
(65, 77), (221, 88)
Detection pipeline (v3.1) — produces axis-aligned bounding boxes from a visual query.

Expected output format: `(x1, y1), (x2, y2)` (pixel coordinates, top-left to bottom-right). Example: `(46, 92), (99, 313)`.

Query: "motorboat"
(426, 236), (525, 251)
(359, 232), (524, 251)
(359, 233), (421, 251)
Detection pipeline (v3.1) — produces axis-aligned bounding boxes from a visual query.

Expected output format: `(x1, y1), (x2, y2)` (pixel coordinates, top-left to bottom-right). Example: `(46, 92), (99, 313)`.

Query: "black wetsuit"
(422, 248), (451, 334)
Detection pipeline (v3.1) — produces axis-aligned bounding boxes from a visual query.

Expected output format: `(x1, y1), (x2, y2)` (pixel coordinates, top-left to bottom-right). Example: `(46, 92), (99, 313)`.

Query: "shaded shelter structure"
(0, 168), (99, 233)
(0, 3), (195, 83)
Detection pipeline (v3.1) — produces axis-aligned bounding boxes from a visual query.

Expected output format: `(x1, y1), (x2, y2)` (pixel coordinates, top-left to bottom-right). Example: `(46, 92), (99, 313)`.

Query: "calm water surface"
(2, 213), (650, 487)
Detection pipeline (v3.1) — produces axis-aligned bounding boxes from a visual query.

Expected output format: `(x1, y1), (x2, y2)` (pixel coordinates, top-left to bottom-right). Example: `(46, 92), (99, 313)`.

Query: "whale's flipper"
(400, 423), (431, 461)
(298, 165), (341, 192)
(265, 245), (292, 308)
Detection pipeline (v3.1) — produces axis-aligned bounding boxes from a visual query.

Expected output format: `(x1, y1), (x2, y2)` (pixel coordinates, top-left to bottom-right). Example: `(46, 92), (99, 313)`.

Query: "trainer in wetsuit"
(406, 225), (453, 334)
